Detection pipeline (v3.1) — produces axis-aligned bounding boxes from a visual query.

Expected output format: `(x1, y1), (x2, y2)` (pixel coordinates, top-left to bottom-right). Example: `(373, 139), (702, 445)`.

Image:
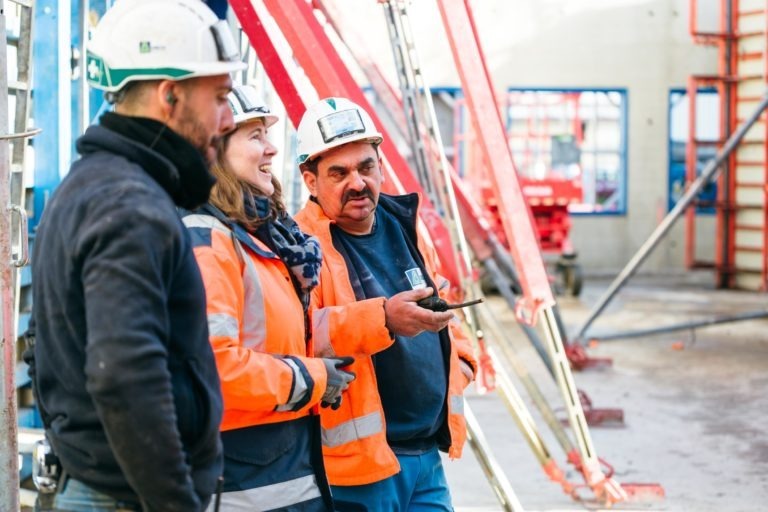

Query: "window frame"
(506, 86), (629, 216)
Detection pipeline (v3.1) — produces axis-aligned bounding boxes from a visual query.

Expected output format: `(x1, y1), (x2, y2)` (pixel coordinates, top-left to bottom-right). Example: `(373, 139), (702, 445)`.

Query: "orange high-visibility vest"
(295, 196), (476, 487)
(185, 212), (327, 431)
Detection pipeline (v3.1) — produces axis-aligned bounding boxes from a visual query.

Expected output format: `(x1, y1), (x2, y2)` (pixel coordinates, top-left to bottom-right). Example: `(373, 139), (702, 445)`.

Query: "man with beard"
(27, 1), (245, 510)
(294, 98), (477, 511)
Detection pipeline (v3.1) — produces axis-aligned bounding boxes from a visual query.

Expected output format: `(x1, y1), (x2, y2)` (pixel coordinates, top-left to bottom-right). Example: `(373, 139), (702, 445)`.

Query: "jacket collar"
(195, 203), (277, 259)
(377, 192), (420, 234)
(77, 115), (215, 210)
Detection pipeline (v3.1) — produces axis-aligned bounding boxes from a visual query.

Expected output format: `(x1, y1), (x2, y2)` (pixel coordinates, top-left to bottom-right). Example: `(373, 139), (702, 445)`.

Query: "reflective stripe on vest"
(321, 411), (383, 448)
(239, 252), (266, 350)
(184, 213), (224, 232)
(311, 307), (332, 355)
(207, 312), (239, 338)
(450, 394), (464, 416)
(211, 474), (321, 512)
(184, 214), (266, 350)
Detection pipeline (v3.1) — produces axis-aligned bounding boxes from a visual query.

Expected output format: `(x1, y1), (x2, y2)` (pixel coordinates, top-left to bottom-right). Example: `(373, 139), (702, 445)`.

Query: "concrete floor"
(442, 273), (768, 512)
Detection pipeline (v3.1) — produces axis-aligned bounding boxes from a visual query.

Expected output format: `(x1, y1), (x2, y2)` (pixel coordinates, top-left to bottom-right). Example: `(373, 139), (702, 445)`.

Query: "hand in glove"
(321, 357), (356, 410)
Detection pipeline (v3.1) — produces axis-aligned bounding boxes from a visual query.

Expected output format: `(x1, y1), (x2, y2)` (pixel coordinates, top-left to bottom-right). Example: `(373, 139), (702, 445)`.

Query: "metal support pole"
(464, 403), (526, 512)
(540, 307), (627, 504)
(719, 0), (733, 288)
(381, 2), (437, 206)
(476, 304), (575, 454)
(574, 91), (768, 341)
(0, 2), (21, 508)
(588, 309), (768, 342)
(77, 0), (89, 135)
(436, 0), (555, 318)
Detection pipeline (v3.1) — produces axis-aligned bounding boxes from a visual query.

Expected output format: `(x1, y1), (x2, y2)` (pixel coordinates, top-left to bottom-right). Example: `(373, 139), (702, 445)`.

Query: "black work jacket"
(29, 123), (223, 511)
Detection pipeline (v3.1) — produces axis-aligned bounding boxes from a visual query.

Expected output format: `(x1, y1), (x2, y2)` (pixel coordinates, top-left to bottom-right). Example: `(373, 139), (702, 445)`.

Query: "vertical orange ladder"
(688, 0), (768, 290)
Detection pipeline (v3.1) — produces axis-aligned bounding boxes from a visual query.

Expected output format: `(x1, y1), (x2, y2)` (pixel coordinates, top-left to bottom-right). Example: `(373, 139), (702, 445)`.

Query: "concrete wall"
(331, 0), (721, 274)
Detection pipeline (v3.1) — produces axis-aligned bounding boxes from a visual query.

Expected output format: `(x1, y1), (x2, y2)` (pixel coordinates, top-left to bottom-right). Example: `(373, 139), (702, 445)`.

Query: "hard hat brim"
(235, 113), (280, 129)
(298, 133), (384, 165)
(87, 57), (247, 92)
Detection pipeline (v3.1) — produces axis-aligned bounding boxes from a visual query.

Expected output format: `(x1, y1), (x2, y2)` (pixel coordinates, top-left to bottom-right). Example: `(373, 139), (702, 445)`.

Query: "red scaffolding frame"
(688, 0), (768, 290)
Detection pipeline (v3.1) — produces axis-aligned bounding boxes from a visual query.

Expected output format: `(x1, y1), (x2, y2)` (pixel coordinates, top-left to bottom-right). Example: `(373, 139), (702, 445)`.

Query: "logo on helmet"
(86, 55), (104, 82)
(139, 41), (151, 54)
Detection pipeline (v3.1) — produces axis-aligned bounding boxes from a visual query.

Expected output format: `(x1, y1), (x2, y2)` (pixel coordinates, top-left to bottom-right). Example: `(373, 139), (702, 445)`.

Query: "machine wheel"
(555, 256), (583, 297)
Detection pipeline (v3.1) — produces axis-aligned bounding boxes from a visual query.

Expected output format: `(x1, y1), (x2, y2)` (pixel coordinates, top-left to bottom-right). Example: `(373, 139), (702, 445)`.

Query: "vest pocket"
(170, 358), (212, 450)
(221, 418), (304, 466)
(220, 418), (313, 493)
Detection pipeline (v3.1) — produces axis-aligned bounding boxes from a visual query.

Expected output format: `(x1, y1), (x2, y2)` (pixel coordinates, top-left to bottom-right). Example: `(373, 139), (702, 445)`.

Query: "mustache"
(342, 188), (374, 204)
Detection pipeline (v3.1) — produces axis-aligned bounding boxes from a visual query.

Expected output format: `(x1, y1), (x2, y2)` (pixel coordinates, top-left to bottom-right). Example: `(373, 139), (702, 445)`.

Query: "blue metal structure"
(20, 1), (109, 427)
(86, 1), (110, 125)
(32, 0), (109, 236)
(31, 0), (72, 232)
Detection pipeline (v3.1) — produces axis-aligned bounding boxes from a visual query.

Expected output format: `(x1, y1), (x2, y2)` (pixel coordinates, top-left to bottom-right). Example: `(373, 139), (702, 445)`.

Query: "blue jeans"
(331, 446), (453, 512)
(48, 476), (141, 512)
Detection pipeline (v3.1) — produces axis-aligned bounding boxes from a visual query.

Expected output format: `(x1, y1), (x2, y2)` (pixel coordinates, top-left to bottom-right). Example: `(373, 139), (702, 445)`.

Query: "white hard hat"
(228, 84), (279, 128)
(296, 97), (384, 165)
(86, 0), (246, 92)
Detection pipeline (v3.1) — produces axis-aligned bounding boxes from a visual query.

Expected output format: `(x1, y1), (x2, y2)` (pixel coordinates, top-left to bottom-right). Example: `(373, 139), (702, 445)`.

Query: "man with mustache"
(294, 98), (477, 511)
(28, 1), (244, 510)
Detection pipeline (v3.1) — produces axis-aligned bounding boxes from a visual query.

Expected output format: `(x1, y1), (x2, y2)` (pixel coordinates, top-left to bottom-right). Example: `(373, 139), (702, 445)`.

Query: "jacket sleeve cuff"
(275, 356), (313, 412)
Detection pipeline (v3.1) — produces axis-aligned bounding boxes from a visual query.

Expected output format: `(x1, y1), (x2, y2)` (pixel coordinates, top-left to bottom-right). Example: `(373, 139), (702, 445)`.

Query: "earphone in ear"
(166, 92), (177, 106)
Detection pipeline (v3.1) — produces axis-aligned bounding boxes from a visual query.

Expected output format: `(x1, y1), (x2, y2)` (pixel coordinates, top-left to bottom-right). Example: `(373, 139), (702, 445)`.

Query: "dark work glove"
(321, 357), (356, 410)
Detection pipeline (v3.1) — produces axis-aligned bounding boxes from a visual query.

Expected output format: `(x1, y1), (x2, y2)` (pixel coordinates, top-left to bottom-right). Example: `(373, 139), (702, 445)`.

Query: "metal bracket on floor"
(565, 342), (613, 371)
(558, 390), (624, 428)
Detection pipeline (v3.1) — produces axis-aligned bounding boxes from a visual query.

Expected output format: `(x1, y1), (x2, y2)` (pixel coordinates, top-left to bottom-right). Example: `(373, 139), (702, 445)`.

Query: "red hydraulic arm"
(435, 0), (553, 322)
(229, 0), (463, 291)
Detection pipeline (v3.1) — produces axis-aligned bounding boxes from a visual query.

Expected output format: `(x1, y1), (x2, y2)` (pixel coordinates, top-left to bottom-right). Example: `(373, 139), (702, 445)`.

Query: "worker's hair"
(107, 80), (157, 107)
(299, 157), (320, 176)
(299, 141), (381, 175)
(209, 120), (286, 231)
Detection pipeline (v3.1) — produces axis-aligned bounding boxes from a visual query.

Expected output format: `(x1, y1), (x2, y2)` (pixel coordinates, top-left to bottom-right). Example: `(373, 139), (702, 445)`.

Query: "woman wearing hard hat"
(183, 85), (354, 511)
